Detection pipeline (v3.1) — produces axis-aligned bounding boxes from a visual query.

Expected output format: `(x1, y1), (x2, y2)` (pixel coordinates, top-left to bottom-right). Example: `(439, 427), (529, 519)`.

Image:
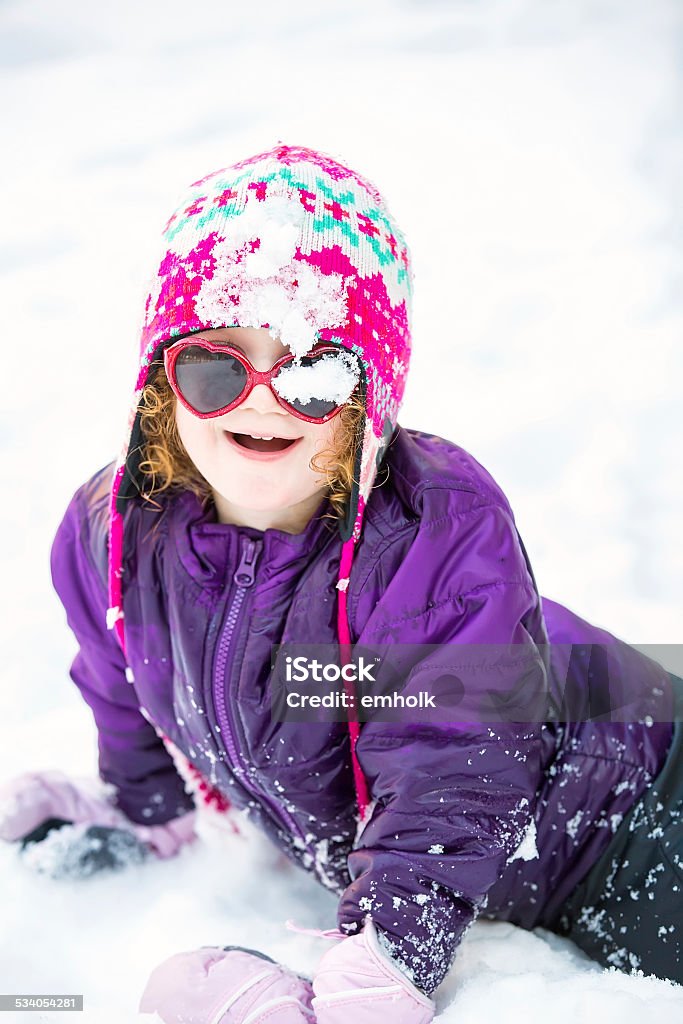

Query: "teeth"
(248, 434), (274, 440)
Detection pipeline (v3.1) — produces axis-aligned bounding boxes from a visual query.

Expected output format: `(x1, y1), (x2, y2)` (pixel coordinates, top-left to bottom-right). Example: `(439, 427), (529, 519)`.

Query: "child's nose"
(241, 382), (288, 416)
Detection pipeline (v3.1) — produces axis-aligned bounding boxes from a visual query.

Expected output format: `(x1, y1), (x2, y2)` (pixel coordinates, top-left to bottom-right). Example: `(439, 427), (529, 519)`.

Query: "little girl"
(2, 143), (682, 1023)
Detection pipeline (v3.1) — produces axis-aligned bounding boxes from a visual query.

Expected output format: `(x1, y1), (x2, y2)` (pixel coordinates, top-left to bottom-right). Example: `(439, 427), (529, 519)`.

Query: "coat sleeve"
(338, 496), (550, 995)
(49, 468), (195, 826)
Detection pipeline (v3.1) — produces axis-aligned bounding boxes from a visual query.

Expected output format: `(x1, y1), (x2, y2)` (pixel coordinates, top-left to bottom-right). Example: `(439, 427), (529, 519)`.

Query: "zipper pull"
(233, 537), (261, 587)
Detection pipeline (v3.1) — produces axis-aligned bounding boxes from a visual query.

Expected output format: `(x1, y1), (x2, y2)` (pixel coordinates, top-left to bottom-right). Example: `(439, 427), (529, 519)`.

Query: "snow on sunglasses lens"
(163, 338), (361, 423)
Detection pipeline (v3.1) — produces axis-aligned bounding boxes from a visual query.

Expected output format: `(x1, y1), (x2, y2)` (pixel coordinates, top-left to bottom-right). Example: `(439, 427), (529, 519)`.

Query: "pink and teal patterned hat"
(106, 144), (414, 809)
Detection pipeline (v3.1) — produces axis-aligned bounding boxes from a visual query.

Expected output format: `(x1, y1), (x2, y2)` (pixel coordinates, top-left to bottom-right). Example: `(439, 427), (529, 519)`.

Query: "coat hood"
(106, 143), (414, 817)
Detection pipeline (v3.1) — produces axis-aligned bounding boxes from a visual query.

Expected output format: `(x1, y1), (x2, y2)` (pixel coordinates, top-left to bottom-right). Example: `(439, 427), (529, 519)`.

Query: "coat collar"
(168, 487), (337, 589)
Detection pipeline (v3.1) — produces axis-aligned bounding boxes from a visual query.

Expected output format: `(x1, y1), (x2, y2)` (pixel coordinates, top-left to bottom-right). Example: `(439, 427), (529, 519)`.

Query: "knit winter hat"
(106, 143), (414, 815)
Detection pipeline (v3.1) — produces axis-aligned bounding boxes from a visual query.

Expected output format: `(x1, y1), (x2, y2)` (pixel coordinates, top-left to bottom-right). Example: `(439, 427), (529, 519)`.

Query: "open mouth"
(224, 431), (301, 456)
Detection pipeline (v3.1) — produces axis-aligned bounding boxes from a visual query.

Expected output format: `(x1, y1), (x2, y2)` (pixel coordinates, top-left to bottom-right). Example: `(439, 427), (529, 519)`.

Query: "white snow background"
(1, 0), (682, 1020)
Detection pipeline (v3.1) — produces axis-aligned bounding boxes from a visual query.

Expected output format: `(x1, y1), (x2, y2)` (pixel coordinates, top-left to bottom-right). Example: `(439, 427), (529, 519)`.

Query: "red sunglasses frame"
(163, 336), (351, 424)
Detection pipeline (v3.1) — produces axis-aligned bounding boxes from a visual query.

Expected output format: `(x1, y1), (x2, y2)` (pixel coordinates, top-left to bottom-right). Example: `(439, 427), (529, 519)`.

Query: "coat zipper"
(213, 535), (261, 775)
(212, 534), (312, 854)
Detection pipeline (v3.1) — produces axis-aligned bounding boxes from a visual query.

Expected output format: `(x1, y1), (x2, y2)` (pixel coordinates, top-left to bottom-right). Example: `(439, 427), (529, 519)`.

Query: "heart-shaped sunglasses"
(163, 337), (361, 424)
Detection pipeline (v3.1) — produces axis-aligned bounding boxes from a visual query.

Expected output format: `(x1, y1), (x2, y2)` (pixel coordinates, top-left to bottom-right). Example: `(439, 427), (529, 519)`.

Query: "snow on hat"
(107, 142), (414, 818)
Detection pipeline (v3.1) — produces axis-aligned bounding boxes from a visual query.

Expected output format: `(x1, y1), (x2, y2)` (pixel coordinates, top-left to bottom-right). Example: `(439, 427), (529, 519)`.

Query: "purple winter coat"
(49, 425), (675, 995)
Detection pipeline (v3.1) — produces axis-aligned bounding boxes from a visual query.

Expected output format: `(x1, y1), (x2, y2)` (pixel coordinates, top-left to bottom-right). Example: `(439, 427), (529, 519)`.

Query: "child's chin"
(217, 476), (292, 507)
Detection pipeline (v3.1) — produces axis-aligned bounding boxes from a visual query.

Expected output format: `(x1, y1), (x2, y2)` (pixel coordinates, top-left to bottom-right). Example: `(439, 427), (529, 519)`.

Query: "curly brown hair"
(137, 360), (366, 526)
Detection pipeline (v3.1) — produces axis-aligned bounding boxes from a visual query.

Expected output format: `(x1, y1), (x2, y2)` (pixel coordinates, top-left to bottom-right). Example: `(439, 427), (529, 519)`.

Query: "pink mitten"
(0, 769), (196, 859)
(139, 945), (315, 1023)
(312, 919), (435, 1024)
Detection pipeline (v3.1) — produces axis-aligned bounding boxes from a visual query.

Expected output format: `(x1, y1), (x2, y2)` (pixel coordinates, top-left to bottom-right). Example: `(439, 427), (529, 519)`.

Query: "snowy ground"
(1, 0), (682, 1020)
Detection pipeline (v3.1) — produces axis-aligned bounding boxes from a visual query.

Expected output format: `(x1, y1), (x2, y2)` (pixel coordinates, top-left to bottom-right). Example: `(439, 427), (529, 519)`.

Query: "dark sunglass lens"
(289, 395), (339, 419)
(274, 350), (354, 420)
(174, 346), (247, 414)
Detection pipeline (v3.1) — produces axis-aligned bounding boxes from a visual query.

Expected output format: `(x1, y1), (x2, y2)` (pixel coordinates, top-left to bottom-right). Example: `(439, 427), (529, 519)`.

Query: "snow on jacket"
(50, 425), (674, 995)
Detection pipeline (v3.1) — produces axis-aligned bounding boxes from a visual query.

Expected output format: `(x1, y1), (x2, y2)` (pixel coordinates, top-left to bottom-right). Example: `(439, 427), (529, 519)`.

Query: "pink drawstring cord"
(336, 536), (371, 824)
(285, 920), (347, 941)
(107, 466), (128, 657)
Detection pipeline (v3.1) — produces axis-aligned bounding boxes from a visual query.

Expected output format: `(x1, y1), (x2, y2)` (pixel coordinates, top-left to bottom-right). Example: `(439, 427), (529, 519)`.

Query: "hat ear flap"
(378, 415), (396, 468)
(116, 344), (168, 513)
(117, 406), (148, 513)
(115, 334), (192, 514)
(339, 400), (398, 541)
